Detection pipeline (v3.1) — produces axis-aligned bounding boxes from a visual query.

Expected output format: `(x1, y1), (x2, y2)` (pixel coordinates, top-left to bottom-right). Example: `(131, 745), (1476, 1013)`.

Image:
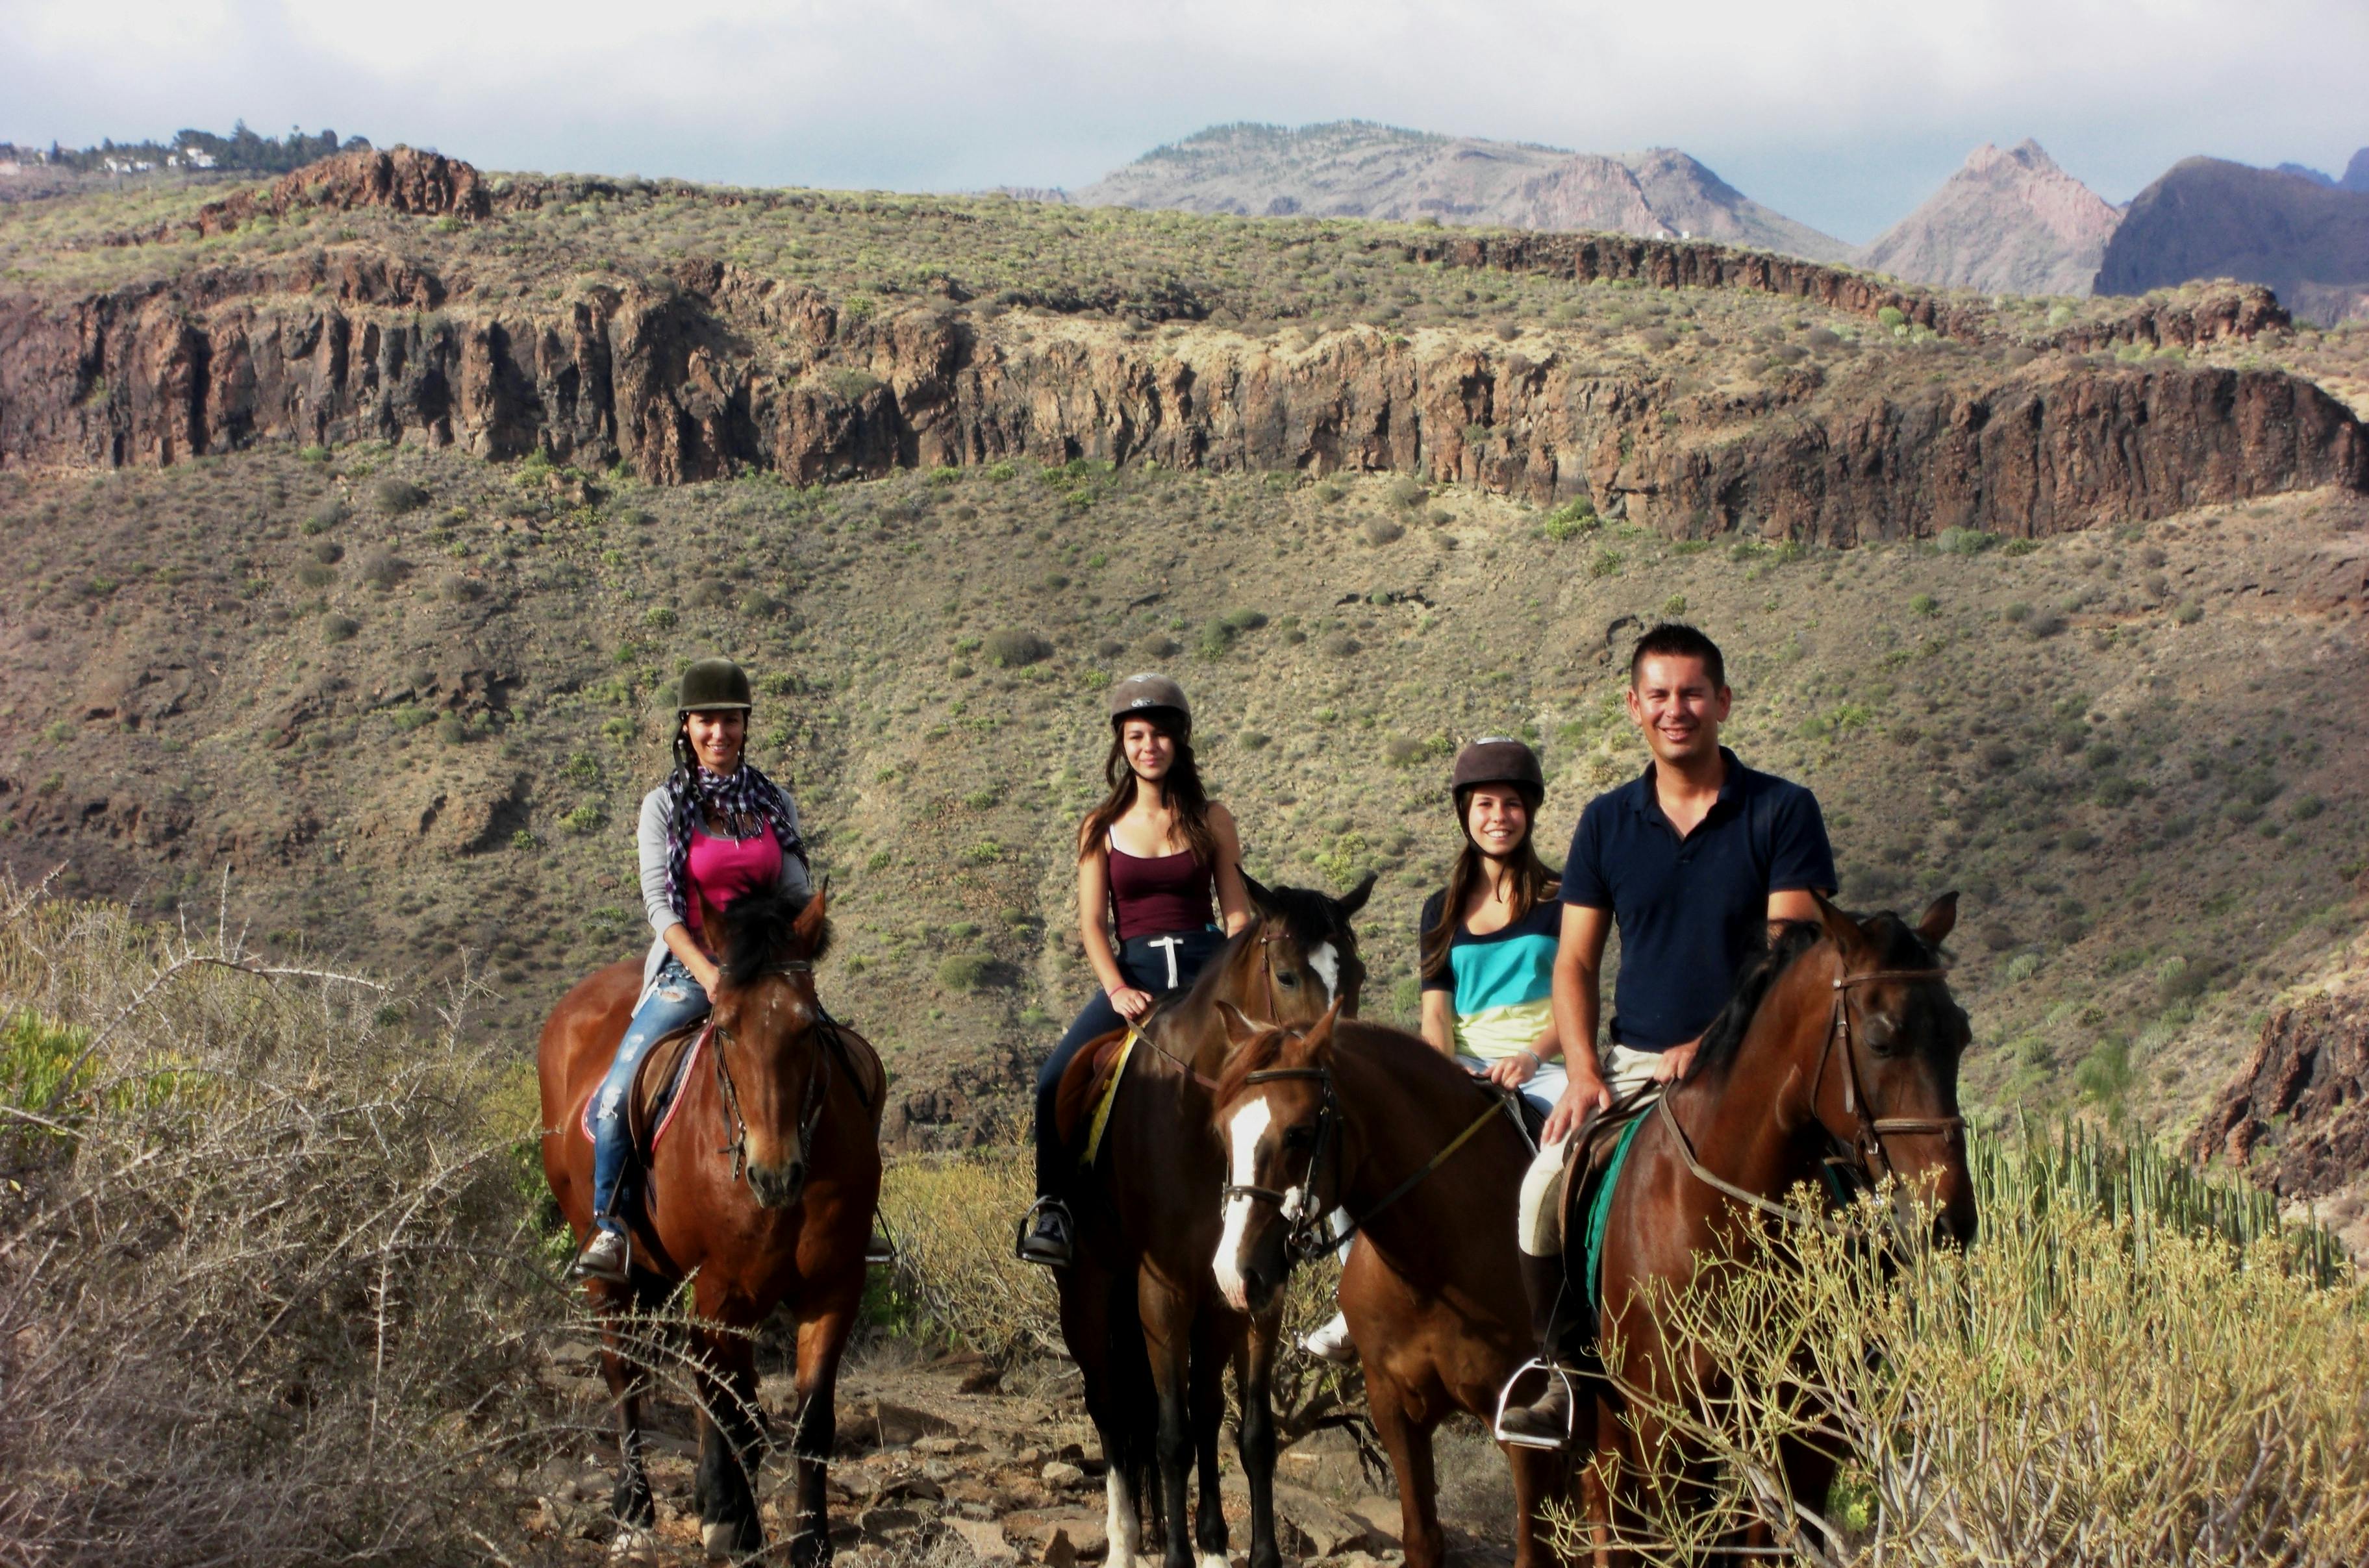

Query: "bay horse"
(540, 884), (882, 1563)
(1051, 872), (1372, 1568)
(1575, 891), (1975, 1558)
(1207, 1003), (1568, 1568)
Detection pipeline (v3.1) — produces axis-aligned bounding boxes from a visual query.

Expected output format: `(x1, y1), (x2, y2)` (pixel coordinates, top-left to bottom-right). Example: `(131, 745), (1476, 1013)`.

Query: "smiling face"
(685, 708), (748, 774)
(1626, 652), (1732, 767)
(1462, 784), (1532, 862)
(1120, 716), (1176, 784)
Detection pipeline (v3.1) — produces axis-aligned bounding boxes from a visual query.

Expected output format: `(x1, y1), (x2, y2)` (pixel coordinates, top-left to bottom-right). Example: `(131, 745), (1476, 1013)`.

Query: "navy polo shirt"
(1561, 747), (1837, 1051)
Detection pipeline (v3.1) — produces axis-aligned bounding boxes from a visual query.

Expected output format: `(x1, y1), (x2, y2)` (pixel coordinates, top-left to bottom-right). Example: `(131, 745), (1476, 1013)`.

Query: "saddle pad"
(1580, 1110), (1649, 1318)
(579, 1023), (709, 1158)
(1052, 1025), (1132, 1149)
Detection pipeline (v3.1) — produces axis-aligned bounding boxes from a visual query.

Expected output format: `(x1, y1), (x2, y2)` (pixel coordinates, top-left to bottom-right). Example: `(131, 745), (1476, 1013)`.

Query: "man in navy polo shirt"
(1496, 621), (1836, 1448)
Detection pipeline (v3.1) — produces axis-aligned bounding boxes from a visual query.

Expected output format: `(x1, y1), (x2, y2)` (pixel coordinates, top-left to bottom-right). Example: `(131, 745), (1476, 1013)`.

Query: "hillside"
(1856, 140), (2120, 297)
(1068, 121), (1851, 261)
(2096, 157), (2369, 326)
(3, 148), (2368, 1156)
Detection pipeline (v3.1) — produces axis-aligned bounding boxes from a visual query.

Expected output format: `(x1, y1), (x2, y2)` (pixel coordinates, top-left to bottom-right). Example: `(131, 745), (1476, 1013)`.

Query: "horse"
(1207, 1002), (1570, 1568)
(1574, 890), (1975, 1558)
(1050, 871), (1373, 1568)
(539, 884), (882, 1563)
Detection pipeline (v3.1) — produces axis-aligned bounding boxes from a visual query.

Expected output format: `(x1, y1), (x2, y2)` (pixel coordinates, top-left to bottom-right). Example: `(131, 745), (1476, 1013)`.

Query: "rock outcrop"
(3, 250), (2362, 540)
(110, 147), (490, 245)
(1856, 141), (2122, 298)
(2187, 978), (2369, 1199)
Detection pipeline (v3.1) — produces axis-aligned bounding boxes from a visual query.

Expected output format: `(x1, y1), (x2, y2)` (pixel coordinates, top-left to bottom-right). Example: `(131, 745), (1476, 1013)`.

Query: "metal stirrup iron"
(1492, 1357), (1579, 1450)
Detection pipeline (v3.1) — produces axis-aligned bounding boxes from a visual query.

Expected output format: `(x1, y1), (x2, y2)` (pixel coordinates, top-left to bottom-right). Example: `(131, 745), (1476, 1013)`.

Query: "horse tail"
(1105, 1265), (1159, 1495)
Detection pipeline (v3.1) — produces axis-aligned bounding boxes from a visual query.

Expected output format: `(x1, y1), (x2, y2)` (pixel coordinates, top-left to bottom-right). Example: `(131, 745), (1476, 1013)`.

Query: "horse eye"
(1283, 1125), (1317, 1150)
(1277, 971), (1300, 988)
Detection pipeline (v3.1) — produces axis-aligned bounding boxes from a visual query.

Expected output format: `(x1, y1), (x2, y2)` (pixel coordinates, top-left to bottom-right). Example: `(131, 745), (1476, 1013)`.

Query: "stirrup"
(1013, 1196), (1073, 1264)
(572, 1225), (634, 1284)
(1492, 1356), (1579, 1450)
(866, 1215), (899, 1267)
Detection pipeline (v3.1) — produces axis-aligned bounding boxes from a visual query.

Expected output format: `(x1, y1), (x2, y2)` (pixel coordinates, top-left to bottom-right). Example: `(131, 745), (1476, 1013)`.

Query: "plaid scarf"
(662, 763), (805, 924)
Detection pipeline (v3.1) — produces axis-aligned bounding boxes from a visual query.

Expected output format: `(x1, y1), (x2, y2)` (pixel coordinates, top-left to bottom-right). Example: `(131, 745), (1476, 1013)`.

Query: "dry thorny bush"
(1559, 1190), (2369, 1568)
(0, 876), (595, 1566)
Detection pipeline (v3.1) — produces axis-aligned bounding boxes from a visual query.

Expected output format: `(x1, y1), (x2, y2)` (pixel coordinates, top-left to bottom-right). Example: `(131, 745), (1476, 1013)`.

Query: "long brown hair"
(1418, 788), (1557, 982)
(1077, 710), (1219, 865)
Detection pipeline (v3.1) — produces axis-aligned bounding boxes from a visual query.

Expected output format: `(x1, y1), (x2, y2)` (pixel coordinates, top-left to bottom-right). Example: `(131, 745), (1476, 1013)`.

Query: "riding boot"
(1495, 1251), (1588, 1449)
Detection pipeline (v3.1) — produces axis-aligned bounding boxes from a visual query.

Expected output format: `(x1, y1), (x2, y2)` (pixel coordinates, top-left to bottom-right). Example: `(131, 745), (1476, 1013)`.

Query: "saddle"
(578, 1020), (710, 1160)
(1052, 1025), (1136, 1166)
(1557, 1088), (1662, 1357)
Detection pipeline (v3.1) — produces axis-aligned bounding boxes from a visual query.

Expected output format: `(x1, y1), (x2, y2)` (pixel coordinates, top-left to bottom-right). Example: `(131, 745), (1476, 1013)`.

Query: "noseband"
(710, 958), (832, 1184)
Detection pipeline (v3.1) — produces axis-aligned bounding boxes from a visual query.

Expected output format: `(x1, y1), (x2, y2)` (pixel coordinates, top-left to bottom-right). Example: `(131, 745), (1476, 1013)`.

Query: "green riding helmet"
(1107, 672), (1191, 735)
(1450, 736), (1544, 813)
(677, 658), (754, 715)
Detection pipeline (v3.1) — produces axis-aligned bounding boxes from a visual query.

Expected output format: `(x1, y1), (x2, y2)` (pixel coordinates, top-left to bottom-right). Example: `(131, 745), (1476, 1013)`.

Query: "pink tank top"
(684, 819), (784, 938)
(1108, 834), (1216, 943)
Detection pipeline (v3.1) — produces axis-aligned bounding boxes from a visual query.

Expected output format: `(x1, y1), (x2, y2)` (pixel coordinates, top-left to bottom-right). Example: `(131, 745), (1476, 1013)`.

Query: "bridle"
(709, 958), (832, 1184)
(1656, 956), (1962, 1233)
(1220, 1062), (1510, 1266)
(1136, 919), (1353, 1094)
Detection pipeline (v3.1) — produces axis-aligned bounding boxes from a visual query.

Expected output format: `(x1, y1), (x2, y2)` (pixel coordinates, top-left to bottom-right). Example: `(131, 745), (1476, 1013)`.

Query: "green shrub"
(642, 606), (677, 630)
(1542, 499), (1598, 541)
(297, 560), (337, 589)
(2174, 599), (2204, 625)
(1222, 608), (1268, 632)
(1239, 731), (1270, 751)
(1197, 618), (1238, 658)
(2002, 601), (2032, 623)
(1360, 516), (1405, 545)
(985, 629), (1051, 667)
(1590, 549), (1625, 579)
(373, 478), (428, 515)
(1387, 477), (1429, 509)
(357, 549), (409, 590)
(1937, 526), (1993, 555)
(312, 540), (344, 564)
(435, 713), (470, 744)
(391, 705), (432, 733)
(1909, 593), (1938, 616)
(560, 804), (606, 836)
(302, 502), (346, 535)
(936, 953), (993, 992)
(321, 613), (358, 643)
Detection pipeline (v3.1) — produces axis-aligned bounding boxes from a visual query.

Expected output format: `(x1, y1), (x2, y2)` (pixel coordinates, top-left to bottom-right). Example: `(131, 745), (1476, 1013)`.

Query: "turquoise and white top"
(1416, 884), (1561, 1062)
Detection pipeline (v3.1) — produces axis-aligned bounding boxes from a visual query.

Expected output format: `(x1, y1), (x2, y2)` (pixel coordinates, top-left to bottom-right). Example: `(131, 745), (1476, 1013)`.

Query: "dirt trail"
(525, 1345), (1519, 1567)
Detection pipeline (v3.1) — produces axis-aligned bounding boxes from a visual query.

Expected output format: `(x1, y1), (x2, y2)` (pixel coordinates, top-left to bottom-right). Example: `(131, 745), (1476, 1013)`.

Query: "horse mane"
(1685, 910), (1948, 1082)
(1212, 1021), (1295, 1109)
(719, 884), (832, 989)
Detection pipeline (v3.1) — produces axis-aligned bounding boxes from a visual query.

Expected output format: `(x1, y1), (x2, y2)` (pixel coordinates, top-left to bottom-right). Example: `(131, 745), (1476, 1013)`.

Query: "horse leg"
(1233, 1315), (1283, 1568)
(1505, 1443), (1568, 1568)
(1061, 1262), (1147, 1568)
(1138, 1274), (1197, 1568)
(785, 1300), (859, 1568)
(1363, 1363), (1445, 1568)
(689, 1286), (766, 1561)
(1186, 1310), (1230, 1568)
(594, 1280), (658, 1555)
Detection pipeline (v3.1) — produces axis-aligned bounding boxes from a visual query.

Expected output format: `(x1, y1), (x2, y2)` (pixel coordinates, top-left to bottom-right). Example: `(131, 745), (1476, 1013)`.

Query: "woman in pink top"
(574, 658), (810, 1282)
(1016, 674), (1251, 1268)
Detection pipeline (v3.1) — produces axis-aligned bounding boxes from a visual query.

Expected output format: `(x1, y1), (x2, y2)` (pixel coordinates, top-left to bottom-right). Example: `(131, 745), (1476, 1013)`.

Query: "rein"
(710, 958), (833, 1184)
(1222, 1065), (1507, 1263)
(1658, 960), (1961, 1232)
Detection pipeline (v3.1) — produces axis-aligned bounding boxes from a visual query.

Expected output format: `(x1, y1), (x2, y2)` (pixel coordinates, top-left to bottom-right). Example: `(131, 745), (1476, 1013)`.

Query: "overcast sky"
(9, 0), (2364, 243)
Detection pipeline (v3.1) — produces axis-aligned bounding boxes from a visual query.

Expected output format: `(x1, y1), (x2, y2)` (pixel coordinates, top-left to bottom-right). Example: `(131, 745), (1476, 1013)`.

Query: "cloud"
(5, 0), (2364, 241)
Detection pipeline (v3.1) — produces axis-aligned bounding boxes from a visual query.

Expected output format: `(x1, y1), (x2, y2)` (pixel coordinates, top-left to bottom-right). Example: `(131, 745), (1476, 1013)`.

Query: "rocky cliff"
(1856, 140), (2121, 297)
(2187, 975), (2369, 1200)
(2096, 157), (2369, 327)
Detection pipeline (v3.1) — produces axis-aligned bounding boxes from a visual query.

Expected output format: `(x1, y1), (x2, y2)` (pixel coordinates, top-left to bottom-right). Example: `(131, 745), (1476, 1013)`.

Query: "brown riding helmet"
(1107, 673), (1191, 734)
(1451, 736), (1544, 810)
(677, 658), (754, 714)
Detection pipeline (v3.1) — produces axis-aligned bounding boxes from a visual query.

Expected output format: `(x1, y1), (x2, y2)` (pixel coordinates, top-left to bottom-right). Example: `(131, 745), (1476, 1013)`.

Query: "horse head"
(1807, 890), (1977, 1249)
(712, 883), (835, 1210)
(1207, 1000), (1347, 1315)
(1231, 869), (1374, 1025)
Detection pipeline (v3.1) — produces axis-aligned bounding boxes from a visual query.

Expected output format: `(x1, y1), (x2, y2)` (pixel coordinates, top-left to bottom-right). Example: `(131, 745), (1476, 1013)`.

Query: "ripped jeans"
(591, 958), (711, 1234)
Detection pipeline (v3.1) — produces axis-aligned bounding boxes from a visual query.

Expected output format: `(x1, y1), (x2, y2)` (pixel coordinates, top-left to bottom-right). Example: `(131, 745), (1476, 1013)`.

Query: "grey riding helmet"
(677, 658), (754, 714)
(1107, 672), (1191, 736)
(1451, 736), (1544, 812)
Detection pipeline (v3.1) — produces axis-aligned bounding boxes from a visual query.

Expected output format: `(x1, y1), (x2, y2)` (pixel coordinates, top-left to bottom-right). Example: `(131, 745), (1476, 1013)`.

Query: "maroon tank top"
(1107, 834), (1216, 943)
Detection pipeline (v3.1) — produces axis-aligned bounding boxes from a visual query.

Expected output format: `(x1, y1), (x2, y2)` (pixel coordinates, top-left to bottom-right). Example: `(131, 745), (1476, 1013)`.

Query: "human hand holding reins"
(1109, 985), (1154, 1021)
(1480, 1051), (1539, 1089)
(1544, 1062), (1611, 1144)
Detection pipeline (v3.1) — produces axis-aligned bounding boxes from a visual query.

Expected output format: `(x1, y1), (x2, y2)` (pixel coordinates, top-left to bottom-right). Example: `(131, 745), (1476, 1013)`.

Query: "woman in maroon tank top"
(1018, 674), (1251, 1267)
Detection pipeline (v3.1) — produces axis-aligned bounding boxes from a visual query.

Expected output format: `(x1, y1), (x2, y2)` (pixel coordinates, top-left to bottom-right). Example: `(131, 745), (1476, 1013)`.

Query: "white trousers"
(1516, 1043), (1666, 1257)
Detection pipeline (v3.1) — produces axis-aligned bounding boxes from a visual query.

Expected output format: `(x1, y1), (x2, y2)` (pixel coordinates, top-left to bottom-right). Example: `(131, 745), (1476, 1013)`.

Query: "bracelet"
(1518, 1049), (1543, 1071)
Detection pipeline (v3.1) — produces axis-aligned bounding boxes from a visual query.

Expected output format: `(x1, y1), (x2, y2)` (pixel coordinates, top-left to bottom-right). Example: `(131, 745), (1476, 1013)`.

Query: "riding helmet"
(1450, 736), (1544, 810)
(677, 657), (755, 715)
(1107, 672), (1191, 734)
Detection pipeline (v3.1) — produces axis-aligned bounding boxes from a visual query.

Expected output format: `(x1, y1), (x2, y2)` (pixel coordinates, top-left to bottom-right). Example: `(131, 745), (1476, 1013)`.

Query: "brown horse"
(1051, 873), (1372, 1568)
(1208, 1004), (1569, 1568)
(540, 884), (881, 1563)
(1577, 891), (1975, 1558)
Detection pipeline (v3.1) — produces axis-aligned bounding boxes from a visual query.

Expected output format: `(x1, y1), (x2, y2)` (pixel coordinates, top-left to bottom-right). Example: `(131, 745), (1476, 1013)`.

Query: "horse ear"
(1810, 888), (1866, 960)
(1238, 867), (1280, 916)
(1335, 872), (1376, 920)
(1304, 999), (1344, 1057)
(791, 882), (829, 952)
(1215, 999), (1265, 1051)
(1916, 891), (1959, 948)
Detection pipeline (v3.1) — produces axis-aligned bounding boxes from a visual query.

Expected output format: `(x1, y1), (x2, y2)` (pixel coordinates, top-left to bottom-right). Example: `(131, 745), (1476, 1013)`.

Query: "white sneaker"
(1301, 1311), (1357, 1364)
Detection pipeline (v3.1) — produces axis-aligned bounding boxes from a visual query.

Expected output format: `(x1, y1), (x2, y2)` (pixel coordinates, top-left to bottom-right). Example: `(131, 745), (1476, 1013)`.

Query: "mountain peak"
(1859, 139), (2119, 296)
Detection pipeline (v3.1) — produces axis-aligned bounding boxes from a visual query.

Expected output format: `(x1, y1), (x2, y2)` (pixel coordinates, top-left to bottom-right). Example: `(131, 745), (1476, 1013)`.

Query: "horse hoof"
(703, 1520), (759, 1560)
(608, 1526), (658, 1563)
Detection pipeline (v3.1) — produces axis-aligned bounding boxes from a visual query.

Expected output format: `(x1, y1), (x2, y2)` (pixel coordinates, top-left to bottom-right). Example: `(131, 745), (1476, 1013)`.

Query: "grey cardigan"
(636, 780), (812, 1004)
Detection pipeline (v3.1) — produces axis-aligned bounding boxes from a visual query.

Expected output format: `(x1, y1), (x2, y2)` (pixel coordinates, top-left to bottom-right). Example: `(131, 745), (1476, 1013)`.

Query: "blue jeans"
(1034, 928), (1223, 1196)
(592, 958), (712, 1233)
